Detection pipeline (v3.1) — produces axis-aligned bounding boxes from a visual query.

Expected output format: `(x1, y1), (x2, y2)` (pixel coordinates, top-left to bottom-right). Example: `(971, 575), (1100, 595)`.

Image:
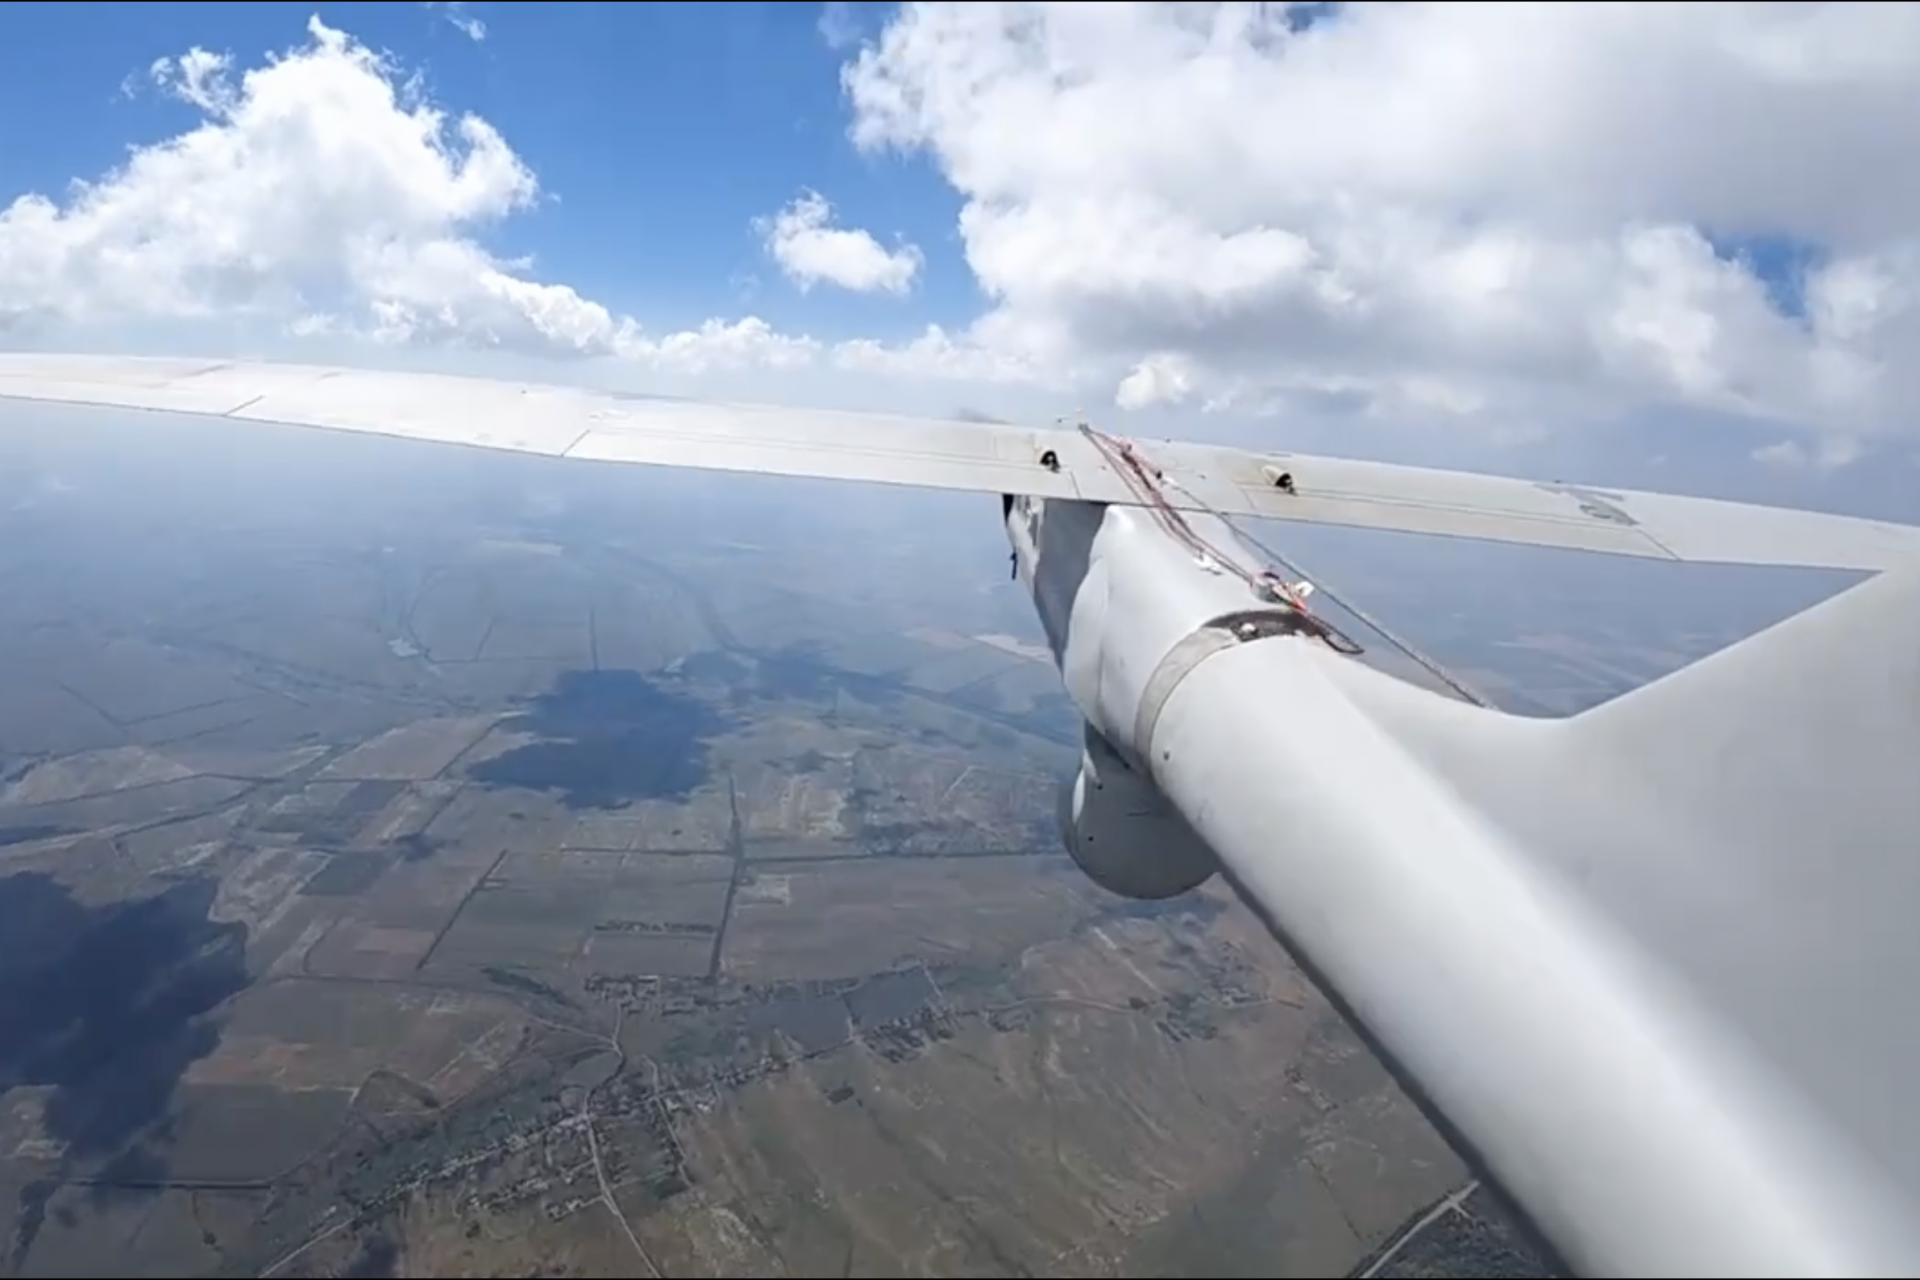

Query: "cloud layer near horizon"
(4, 4), (1919, 466)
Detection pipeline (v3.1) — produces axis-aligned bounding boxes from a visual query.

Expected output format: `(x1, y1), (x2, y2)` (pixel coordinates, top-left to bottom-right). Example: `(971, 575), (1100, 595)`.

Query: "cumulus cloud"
(759, 190), (924, 296)
(0, 16), (813, 374)
(8, 4), (1920, 459)
(842, 1), (1920, 448)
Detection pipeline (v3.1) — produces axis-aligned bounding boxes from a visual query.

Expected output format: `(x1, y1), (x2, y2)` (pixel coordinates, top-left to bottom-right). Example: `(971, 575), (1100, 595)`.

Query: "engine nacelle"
(1058, 726), (1220, 900)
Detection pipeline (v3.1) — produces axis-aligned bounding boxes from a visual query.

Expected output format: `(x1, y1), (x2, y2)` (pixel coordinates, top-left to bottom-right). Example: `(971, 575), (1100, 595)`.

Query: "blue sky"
(0, 1), (974, 341)
(0, 2), (1917, 525)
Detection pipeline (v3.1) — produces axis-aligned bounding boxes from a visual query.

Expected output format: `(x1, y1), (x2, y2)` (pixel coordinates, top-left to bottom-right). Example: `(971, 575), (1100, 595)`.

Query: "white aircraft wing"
(2, 352), (1917, 572)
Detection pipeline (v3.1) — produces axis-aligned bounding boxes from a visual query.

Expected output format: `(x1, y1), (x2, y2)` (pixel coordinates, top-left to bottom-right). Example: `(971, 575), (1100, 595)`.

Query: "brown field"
(190, 982), (525, 1092)
(627, 896), (1465, 1279)
(427, 847), (743, 982)
(289, 1184), (648, 1279)
(304, 919), (441, 979)
(356, 778), (465, 845)
(0, 430), (1560, 1276)
(594, 852), (735, 927)
(735, 761), (855, 845)
(723, 856), (1096, 982)
(1, 745), (196, 806)
(583, 932), (716, 979)
(560, 786), (739, 853)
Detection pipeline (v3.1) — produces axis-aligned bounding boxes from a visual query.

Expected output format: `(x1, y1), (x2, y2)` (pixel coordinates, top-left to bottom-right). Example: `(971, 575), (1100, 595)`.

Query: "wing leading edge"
(2, 352), (1917, 572)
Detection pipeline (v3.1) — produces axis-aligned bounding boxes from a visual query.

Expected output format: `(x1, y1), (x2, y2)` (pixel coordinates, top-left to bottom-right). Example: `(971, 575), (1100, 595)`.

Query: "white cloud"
(9, 5), (1920, 462)
(842, 1), (1920, 448)
(1753, 435), (1864, 473)
(759, 190), (924, 296)
(0, 16), (814, 375)
(1115, 352), (1196, 412)
(818, 2), (863, 52)
(426, 2), (487, 44)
